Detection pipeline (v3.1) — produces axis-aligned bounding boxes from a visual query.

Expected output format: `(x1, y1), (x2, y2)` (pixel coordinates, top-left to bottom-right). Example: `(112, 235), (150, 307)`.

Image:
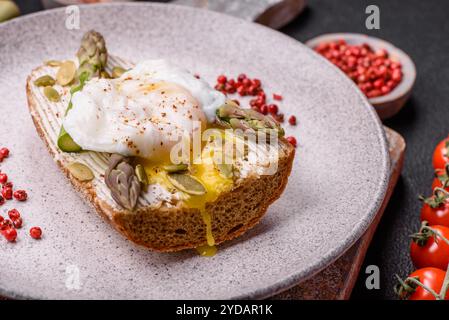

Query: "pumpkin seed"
(45, 60), (62, 67)
(167, 173), (206, 196)
(216, 163), (233, 179)
(43, 86), (60, 102)
(34, 75), (55, 87)
(112, 66), (126, 79)
(135, 164), (149, 186)
(163, 163), (188, 173)
(56, 61), (77, 86)
(67, 162), (94, 182)
(100, 70), (111, 79)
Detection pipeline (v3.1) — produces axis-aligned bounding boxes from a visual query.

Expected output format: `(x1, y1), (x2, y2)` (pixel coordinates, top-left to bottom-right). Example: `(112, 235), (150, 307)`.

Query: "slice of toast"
(26, 56), (295, 252)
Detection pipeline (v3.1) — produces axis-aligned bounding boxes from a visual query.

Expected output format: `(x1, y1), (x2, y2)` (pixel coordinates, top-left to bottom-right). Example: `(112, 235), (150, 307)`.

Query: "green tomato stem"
(406, 277), (441, 300)
(434, 187), (449, 197)
(437, 262), (449, 300)
(421, 225), (449, 246)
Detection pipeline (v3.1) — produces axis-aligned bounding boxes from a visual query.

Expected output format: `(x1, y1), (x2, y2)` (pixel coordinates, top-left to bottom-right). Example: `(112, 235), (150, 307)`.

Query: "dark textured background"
(12, 0), (449, 300)
(280, 0), (449, 300)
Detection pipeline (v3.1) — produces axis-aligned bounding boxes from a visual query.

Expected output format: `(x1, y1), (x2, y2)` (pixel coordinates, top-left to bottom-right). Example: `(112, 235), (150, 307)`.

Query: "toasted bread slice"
(26, 56), (295, 252)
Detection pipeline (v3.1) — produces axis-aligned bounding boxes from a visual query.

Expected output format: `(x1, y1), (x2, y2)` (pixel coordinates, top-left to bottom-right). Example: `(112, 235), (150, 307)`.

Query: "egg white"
(63, 60), (226, 159)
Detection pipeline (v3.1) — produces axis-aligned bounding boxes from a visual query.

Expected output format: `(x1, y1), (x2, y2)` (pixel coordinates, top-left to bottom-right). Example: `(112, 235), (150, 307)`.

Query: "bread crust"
(26, 66), (295, 252)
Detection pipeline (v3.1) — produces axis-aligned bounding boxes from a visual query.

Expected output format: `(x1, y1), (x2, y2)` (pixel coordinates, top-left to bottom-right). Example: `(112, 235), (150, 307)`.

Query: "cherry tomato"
(407, 268), (448, 300)
(411, 225), (449, 270)
(432, 177), (449, 191)
(421, 200), (449, 228)
(433, 137), (449, 170)
(432, 166), (449, 191)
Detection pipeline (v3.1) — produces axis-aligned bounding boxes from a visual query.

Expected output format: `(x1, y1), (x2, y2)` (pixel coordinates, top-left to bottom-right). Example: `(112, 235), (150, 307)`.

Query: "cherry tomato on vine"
(432, 165), (449, 191)
(433, 137), (449, 170)
(411, 224), (449, 270)
(432, 177), (449, 192)
(396, 268), (449, 300)
(421, 199), (449, 228)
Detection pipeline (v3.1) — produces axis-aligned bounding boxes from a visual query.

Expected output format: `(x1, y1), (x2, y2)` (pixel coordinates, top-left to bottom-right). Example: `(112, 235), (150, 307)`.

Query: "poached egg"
(63, 59), (226, 160)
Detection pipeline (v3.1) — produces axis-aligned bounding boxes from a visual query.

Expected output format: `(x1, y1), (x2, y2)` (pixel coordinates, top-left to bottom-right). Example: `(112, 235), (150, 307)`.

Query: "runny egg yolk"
(138, 136), (234, 256)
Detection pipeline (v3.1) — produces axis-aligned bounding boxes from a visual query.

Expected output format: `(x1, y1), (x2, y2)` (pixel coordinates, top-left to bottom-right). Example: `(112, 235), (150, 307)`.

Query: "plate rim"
(0, 2), (390, 300)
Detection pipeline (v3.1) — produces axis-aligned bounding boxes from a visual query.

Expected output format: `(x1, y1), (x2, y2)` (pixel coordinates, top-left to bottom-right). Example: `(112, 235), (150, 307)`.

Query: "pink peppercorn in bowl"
(306, 33), (416, 120)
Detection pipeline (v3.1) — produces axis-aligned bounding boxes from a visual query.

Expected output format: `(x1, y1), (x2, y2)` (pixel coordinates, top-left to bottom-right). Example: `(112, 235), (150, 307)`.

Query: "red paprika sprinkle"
(267, 104), (278, 115)
(2, 187), (12, 200)
(242, 78), (251, 87)
(3, 182), (12, 189)
(13, 190), (28, 202)
(3, 227), (17, 242)
(217, 75), (227, 84)
(0, 173), (7, 184)
(288, 115), (297, 126)
(30, 227), (42, 240)
(237, 73), (247, 82)
(0, 148), (9, 159)
(0, 219), (12, 230)
(8, 209), (20, 220)
(273, 94), (283, 101)
(13, 217), (22, 229)
(286, 136), (297, 148)
(247, 85), (257, 96)
(214, 83), (225, 92)
(249, 99), (258, 107)
(225, 83), (236, 94)
(237, 86), (247, 96)
(252, 79), (261, 88)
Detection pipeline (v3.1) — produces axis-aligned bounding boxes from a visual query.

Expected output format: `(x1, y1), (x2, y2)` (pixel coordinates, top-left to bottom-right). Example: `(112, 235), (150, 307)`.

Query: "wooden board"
(272, 127), (406, 299)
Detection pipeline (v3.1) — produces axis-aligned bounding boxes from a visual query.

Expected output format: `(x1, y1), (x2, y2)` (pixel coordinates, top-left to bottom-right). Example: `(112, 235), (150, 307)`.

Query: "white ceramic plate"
(0, 3), (389, 299)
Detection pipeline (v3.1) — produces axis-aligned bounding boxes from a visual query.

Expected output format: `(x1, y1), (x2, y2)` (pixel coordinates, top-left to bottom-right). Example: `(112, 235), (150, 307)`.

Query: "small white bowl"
(306, 33), (416, 120)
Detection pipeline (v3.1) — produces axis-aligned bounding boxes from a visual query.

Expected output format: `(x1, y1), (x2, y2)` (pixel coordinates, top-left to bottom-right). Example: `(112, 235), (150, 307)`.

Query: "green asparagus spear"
(76, 30), (108, 79)
(216, 101), (285, 137)
(57, 31), (108, 152)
